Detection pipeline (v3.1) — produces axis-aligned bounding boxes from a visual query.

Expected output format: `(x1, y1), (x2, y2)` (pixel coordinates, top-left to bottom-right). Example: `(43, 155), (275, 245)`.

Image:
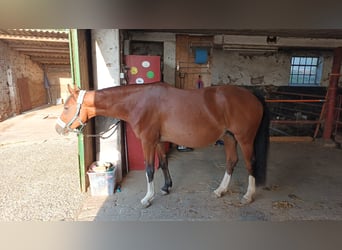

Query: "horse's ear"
(67, 84), (74, 94)
(67, 84), (80, 94)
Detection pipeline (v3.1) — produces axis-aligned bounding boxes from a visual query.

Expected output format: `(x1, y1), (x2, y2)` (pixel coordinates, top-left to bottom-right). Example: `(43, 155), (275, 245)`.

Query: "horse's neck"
(91, 85), (144, 121)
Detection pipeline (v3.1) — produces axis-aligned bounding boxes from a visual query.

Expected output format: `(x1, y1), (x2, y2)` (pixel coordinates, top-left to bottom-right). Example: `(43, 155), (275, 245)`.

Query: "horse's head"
(55, 85), (88, 135)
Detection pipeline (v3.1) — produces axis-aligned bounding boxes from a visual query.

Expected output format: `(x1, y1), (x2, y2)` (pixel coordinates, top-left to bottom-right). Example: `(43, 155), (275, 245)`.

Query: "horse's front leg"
(156, 142), (172, 195)
(140, 141), (156, 208)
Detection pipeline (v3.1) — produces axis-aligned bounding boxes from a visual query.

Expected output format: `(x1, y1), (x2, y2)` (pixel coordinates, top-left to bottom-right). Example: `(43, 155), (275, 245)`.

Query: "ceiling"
(0, 29), (70, 67)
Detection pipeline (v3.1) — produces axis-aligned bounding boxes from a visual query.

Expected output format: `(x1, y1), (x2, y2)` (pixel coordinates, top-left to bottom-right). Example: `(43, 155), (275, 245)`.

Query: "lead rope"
(82, 120), (121, 139)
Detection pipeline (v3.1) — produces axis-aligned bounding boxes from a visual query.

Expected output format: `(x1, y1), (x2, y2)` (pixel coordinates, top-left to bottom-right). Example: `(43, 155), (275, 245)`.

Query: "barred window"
(289, 56), (322, 86)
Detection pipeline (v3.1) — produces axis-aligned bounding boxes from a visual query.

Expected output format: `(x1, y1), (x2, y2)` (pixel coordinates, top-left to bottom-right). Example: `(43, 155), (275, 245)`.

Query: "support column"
(323, 47), (342, 142)
(91, 29), (123, 182)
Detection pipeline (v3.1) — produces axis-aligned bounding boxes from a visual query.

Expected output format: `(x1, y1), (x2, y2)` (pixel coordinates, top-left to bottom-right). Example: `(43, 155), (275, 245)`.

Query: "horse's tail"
(252, 92), (270, 186)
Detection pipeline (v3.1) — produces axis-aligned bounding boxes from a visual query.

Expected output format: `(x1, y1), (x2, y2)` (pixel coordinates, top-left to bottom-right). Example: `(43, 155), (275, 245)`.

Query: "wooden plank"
(69, 29), (95, 192)
(79, 30), (95, 192)
(270, 136), (314, 142)
(175, 35), (189, 88)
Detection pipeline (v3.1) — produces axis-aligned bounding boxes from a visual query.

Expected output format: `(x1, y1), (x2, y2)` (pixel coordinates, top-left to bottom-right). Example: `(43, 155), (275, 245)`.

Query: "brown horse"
(55, 82), (270, 208)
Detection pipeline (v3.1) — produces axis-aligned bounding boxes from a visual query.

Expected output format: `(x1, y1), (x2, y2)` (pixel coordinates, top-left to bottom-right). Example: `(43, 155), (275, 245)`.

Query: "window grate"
(289, 56), (321, 86)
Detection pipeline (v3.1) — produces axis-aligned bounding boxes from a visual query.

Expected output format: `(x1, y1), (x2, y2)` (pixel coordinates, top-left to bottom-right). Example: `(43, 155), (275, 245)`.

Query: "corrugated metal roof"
(0, 29), (68, 40)
(0, 29), (70, 66)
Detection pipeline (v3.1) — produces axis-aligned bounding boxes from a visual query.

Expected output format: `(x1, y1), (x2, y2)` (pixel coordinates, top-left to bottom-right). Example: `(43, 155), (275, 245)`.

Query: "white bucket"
(87, 162), (116, 196)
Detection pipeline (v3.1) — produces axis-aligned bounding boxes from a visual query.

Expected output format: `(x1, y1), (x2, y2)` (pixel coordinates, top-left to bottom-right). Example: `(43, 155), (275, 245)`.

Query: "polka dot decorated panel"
(125, 55), (161, 84)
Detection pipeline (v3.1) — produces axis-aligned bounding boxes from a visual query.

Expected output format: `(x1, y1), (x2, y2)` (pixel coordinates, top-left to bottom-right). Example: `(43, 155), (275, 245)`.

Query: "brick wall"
(0, 40), (71, 121)
(44, 66), (72, 105)
(0, 40), (14, 121)
(0, 40), (44, 121)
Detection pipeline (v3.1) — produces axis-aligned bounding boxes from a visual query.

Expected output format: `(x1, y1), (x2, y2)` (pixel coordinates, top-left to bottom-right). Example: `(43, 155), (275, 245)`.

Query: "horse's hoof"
(240, 196), (253, 205)
(141, 200), (151, 208)
(161, 189), (169, 195)
(213, 190), (222, 198)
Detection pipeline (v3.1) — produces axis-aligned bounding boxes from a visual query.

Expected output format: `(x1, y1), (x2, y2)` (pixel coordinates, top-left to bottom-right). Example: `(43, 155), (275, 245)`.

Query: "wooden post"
(323, 47), (342, 141)
(69, 29), (95, 192)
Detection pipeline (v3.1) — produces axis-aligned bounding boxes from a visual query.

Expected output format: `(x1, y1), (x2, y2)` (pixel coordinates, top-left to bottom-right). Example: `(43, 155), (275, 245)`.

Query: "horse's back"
(154, 83), (263, 147)
(144, 83), (264, 132)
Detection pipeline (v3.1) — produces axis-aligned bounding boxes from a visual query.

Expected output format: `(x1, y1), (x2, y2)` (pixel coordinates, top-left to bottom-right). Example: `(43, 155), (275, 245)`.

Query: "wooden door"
(17, 77), (32, 112)
(176, 35), (213, 89)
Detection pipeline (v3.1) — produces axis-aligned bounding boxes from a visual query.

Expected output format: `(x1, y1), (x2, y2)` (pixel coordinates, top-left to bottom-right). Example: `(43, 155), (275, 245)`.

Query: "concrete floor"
(77, 140), (342, 221)
(0, 105), (86, 221)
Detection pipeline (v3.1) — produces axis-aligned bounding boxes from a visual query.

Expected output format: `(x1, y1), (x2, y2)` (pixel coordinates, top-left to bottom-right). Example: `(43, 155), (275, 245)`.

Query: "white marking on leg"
(141, 173), (155, 207)
(214, 171), (231, 198)
(242, 175), (256, 203)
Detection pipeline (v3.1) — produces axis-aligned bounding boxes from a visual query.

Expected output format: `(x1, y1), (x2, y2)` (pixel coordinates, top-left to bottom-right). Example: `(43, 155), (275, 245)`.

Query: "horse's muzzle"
(55, 123), (69, 136)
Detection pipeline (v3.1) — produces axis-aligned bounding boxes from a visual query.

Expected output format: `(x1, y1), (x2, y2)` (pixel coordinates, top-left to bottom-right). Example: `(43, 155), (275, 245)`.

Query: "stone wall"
(211, 49), (334, 86)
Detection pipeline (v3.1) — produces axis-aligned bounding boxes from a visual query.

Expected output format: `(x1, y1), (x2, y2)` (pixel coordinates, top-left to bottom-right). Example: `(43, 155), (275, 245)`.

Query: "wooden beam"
(270, 136), (314, 142)
(214, 35), (342, 48)
(69, 29), (95, 192)
(8, 43), (68, 49)
(30, 56), (69, 61)
(26, 52), (70, 57)
(11, 47), (70, 53)
(30, 58), (70, 64)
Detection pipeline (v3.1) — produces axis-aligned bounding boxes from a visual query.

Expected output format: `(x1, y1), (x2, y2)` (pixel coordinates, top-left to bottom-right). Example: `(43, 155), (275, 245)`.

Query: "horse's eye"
(64, 106), (69, 111)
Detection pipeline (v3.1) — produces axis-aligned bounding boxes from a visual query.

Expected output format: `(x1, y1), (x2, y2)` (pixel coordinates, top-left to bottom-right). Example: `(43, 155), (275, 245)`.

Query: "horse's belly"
(161, 122), (224, 148)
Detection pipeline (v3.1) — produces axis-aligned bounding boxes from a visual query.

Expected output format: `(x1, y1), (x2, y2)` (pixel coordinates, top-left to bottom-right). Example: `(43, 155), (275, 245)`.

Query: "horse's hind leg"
(214, 133), (238, 198)
(156, 142), (172, 195)
(236, 137), (256, 204)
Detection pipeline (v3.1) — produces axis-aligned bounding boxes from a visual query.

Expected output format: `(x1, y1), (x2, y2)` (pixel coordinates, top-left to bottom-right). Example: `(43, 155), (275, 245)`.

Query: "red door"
(126, 123), (169, 170)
